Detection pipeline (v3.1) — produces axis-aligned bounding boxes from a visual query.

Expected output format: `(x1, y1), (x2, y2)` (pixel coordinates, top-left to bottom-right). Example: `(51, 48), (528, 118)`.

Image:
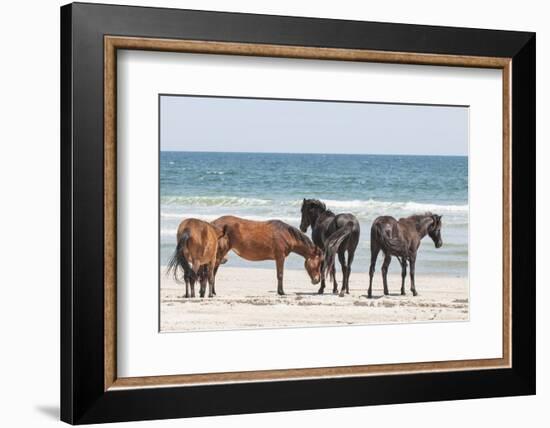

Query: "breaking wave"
(161, 195), (271, 207)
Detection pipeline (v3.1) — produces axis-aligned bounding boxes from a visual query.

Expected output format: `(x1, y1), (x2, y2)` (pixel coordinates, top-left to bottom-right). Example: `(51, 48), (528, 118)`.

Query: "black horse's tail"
(166, 230), (194, 283)
(371, 222), (405, 256)
(323, 221), (356, 277)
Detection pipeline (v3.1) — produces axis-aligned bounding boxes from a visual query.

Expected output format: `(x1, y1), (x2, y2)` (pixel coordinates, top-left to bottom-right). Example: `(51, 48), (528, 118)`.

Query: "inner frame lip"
(103, 35), (512, 391)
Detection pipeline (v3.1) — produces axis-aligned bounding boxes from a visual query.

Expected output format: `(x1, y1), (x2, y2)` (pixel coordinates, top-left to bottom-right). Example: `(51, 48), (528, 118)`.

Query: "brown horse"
(212, 216), (323, 295)
(368, 213), (443, 298)
(167, 218), (229, 298)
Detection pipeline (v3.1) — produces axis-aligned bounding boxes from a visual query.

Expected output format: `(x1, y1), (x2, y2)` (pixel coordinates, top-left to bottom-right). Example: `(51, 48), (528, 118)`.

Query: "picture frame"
(60, 2), (535, 424)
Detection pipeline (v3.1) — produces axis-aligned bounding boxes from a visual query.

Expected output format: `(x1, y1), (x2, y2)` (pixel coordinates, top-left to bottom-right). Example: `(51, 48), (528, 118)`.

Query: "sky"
(160, 95), (468, 156)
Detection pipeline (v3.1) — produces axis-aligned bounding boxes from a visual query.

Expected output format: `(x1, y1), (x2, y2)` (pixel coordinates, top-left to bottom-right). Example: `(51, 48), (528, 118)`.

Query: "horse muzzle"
(436, 241), (443, 248)
(311, 277), (321, 285)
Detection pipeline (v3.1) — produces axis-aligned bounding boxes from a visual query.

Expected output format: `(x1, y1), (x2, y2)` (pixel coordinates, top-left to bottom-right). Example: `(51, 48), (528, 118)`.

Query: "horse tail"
(371, 222), (405, 255)
(323, 221), (355, 277)
(166, 230), (194, 283)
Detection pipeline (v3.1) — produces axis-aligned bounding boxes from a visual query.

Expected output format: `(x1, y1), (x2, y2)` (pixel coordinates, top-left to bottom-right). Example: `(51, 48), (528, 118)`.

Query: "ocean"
(160, 151), (468, 277)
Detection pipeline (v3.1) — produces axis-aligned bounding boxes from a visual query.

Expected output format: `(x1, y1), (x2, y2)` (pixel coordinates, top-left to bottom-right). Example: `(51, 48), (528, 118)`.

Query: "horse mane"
(306, 199), (335, 217)
(404, 212), (436, 230)
(286, 224), (315, 249)
(407, 212), (433, 221)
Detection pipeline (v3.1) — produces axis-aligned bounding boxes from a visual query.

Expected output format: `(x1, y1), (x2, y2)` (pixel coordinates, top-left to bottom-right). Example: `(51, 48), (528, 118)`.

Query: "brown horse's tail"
(323, 221), (354, 277)
(371, 222), (405, 256)
(166, 230), (194, 283)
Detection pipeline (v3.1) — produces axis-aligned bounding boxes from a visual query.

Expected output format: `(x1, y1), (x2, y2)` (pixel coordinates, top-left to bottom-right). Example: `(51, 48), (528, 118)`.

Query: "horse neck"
(290, 239), (315, 259)
(308, 209), (322, 227)
(416, 216), (434, 239)
(312, 209), (332, 227)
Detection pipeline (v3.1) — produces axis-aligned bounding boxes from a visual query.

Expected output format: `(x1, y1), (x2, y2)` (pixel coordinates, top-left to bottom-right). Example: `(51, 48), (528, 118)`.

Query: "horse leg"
(189, 275), (196, 298)
(276, 256), (285, 296)
(331, 264), (338, 294)
(318, 261), (326, 294)
(207, 263), (215, 298)
(381, 253), (392, 295)
(197, 266), (203, 297)
(184, 271), (190, 298)
(368, 246), (380, 298)
(212, 265), (219, 296)
(337, 250), (347, 297)
(409, 254), (418, 296)
(345, 250), (355, 294)
(191, 261), (201, 298)
(199, 267), (207, 298)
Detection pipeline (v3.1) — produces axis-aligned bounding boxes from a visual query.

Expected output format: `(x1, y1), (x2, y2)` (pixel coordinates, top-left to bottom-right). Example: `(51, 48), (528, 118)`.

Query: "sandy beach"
(160, 266), (469, 332)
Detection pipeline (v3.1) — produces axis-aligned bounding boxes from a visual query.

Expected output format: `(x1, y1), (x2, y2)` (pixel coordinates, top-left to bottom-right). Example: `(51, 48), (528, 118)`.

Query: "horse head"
(304, 246), (324, 285)
(428, 214), (443, 248)
(300, 198), (326, 232)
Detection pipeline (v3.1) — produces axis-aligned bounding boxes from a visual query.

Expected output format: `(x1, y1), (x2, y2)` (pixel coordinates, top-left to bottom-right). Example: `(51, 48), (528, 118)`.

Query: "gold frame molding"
(104, 35), (512, 391)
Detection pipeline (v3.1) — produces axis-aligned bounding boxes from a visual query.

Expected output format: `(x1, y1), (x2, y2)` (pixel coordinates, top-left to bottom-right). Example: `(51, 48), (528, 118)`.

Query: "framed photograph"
(61, 2), (535, 424)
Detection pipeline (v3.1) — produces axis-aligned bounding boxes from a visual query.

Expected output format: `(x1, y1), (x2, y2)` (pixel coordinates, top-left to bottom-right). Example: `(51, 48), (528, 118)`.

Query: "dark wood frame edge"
(61, 3), (535, 424)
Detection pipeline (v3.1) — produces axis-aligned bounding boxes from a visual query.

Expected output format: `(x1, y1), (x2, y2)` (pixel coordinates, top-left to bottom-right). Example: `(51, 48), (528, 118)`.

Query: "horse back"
(330, 213), (360, 247)
(212, 216), (280, 261)
(334, 213), (360, 230)
(370, 216), (399, 238)
(177, 218), (219, 262)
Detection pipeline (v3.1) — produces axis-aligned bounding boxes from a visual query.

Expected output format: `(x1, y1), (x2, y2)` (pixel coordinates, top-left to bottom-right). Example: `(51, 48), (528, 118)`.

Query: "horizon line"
(160, 149), (467, 157)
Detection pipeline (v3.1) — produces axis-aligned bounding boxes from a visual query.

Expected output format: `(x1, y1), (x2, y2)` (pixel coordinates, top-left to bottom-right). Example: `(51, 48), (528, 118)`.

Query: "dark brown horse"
(212, 215), (323, 295)
(300, 199), (360, 296)
(167, 218), (229, 298)
(368, 213), (443, 298)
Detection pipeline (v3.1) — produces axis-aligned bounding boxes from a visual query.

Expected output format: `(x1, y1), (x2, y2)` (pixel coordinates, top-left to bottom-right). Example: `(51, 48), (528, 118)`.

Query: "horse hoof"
(412, 291), (418, 297)
(401, 291), (406, 296)
(338, 292), (345, 298)
(317, 288), (325, 294)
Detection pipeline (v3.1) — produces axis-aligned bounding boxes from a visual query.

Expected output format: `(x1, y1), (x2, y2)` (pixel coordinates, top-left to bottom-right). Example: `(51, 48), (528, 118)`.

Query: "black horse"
(300, 199), (360, 296)
(368, 213), (443, 298)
